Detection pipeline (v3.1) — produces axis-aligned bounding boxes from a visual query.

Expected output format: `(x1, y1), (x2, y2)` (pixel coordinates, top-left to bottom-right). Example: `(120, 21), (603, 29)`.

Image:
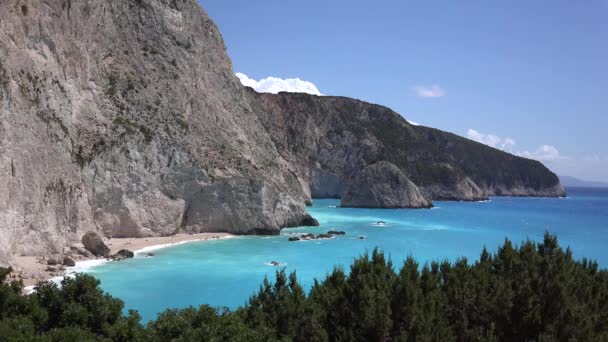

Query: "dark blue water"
(85, 187), (608, 321)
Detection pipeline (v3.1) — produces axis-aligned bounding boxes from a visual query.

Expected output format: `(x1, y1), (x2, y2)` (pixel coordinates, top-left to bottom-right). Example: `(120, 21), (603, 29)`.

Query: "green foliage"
(1, 233), (607, 341)
(106, 74), (118, 97)
(113, 117), (154, 143)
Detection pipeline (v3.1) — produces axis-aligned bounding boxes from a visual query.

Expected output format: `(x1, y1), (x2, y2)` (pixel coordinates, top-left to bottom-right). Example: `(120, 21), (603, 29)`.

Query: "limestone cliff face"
(341, 161), (432, 209)
(0, 0), (312, 264)
(0, 0), (565, 264)
(250, 92), (565, 204)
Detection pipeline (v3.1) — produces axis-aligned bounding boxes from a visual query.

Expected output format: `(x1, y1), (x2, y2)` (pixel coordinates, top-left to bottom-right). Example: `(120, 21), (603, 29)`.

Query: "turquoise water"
(86, 187), (608, 322)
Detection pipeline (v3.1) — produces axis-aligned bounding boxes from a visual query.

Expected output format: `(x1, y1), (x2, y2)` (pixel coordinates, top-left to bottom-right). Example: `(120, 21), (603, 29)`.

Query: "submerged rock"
(327, 231), (346, 235)
(290, 233), (335, 241)
(301, 234), (316, 240)
(341, 162), (433, 209)
(81, 232), (111, 257)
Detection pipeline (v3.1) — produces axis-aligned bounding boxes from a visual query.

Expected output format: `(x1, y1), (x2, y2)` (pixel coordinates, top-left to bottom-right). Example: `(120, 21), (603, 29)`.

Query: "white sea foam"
(264, 261), (287, 267)
(134, 235), (235, 256)
(23, 259), (109, 294)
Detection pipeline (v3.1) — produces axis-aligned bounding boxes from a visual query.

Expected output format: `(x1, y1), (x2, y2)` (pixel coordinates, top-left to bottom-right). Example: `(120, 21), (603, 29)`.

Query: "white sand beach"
(11, 233), (233, 289)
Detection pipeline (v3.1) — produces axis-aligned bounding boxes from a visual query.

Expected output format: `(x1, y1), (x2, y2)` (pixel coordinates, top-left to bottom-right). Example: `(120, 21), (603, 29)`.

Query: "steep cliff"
(0, 0), (313, 264)
(0, 0), (564, 264)
(341, 161), (433, 209)
(251, 92), (565, 204)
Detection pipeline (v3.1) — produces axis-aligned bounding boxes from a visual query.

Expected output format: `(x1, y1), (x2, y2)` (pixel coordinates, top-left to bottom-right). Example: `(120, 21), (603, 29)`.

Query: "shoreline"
(13, 233), (233, 290)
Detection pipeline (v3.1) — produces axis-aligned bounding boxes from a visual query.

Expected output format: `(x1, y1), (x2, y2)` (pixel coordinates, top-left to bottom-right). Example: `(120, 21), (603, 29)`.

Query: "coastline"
(13, 233), (233, 290)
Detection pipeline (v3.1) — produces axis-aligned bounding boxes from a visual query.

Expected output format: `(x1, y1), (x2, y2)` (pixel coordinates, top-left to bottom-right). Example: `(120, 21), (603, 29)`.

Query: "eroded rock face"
(0, 0), (312, 264)
(81, 232), (110, 257)
(251, 92), (565, 205)
(341, 162), (433, 209)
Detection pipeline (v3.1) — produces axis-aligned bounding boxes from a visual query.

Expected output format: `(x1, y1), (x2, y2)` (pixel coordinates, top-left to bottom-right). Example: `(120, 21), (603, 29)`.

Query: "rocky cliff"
(0, 0), (564, 264)
(0, 0), (314, 264)
(341, 161), (433, 209)
(250, 92), (565, 205)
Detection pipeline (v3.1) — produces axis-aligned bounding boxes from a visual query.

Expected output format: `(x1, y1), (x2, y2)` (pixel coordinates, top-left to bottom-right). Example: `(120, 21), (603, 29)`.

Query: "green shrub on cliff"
(1, 233), (607, 341)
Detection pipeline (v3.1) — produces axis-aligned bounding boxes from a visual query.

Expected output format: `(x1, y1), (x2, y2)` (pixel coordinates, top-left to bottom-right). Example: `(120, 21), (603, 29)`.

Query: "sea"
(81, 187), (608, 322)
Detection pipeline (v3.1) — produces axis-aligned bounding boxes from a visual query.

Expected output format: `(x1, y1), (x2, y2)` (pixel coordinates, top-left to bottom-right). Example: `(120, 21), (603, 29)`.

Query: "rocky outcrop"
(341, 162), (433, 208)
(300, 214), (320, 227)
(62, 257), (76, 267)
(288, 231), (346, 242)
(110, 249), (134, 261)
(81, 232), (110, 257)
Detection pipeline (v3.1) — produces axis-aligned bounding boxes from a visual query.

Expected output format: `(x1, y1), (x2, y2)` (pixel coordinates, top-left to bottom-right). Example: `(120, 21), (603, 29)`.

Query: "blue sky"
(200, 0), (608, 182)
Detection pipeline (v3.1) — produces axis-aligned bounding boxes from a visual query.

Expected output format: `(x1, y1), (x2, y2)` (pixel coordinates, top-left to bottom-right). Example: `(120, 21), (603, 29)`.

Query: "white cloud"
(466, 131), (605, 182)
(518, 145), (562, 162)
(236, 72), (322, 96)
(467, 129), (515, 152)
(413, 85), (445, 98)
(466, 128), (563, 162)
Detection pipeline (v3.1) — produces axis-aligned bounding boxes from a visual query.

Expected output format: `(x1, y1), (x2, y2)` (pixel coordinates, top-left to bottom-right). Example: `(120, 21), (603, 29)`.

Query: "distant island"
(560, 176), (608, 188)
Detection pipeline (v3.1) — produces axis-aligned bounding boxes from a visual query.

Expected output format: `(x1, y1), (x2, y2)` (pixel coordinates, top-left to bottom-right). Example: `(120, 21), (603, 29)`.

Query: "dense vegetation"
(1, 233), (606, 341)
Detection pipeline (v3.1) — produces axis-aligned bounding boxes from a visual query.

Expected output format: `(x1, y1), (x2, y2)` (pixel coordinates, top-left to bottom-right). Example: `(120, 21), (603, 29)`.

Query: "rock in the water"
(328, 231), (346, 235)
(292, 233), (335, 241)
(301, 233), (316, 240)
(81, 232), (111, 257)
(341, 161), (433, 209)
(62, 257), (76, 267)
(146, 253), (156, 257)
(301, 214), (320, 227)
(270, 261), (280, 266)
(110, 249), (135, 261)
